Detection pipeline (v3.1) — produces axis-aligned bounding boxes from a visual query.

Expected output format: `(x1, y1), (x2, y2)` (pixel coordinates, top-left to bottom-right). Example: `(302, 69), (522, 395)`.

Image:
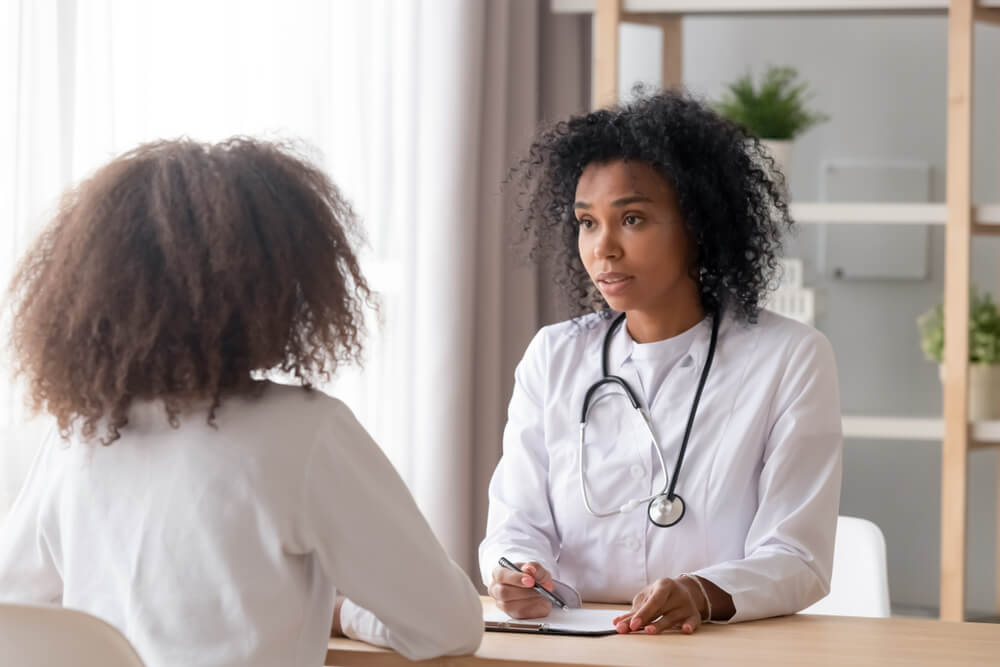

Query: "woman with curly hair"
(0, 138), (482, 665)
(480, 90), (842, 634)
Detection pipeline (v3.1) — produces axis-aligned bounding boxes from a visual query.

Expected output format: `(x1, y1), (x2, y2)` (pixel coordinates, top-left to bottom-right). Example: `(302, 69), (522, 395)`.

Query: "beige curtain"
(406, 0), (591, 576)
(0, 1), (591, 579)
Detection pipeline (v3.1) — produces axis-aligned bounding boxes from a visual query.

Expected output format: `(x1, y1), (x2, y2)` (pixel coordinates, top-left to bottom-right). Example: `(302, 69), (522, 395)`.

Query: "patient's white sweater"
(0, 382), (482, 666)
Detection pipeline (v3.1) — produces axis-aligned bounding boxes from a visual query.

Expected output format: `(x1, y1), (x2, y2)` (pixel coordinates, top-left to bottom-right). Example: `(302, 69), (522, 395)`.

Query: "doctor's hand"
(488, 561), (555, 619)
(613, 576), (707, 635)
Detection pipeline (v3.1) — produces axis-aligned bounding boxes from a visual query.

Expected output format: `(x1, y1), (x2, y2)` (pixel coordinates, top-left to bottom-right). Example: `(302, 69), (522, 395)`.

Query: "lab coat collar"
(605, 309), (726, 375)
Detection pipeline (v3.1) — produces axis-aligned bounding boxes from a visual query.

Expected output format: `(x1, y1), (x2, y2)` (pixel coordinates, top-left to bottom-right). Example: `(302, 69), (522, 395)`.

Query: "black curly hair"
(509, 88), (791, 324)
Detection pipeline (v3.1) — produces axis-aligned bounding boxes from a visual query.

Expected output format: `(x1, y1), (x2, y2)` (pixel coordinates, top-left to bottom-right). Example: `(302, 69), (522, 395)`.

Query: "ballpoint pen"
(498, 557), (568, 610)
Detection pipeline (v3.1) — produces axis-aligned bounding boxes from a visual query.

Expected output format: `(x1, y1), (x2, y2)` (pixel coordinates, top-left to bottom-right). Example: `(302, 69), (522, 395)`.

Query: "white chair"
(802, 515), (891, 617)
(0, 603), (145, 666)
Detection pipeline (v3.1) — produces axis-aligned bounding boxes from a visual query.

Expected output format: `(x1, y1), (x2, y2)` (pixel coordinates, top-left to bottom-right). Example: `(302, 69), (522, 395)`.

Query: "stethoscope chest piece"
(648, 493), (685, 528)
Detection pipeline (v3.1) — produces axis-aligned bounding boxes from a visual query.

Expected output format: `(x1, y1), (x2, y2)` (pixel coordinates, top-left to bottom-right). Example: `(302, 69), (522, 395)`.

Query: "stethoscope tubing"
(577, 310), (720, 524)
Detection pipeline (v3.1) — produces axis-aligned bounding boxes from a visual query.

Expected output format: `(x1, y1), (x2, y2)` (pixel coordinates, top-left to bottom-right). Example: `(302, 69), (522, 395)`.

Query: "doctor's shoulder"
(751, 309), (836, 367)
(522, 313), (610, 370)
(748, 309), (840, 420)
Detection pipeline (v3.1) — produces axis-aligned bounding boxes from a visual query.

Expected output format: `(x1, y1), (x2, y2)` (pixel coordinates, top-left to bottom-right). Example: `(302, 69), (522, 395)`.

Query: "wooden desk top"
(326, 597), (1000, 666)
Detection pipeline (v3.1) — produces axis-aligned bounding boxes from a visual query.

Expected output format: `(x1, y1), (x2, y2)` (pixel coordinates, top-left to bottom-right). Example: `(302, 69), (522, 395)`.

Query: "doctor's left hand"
(613, 577), (706, 635)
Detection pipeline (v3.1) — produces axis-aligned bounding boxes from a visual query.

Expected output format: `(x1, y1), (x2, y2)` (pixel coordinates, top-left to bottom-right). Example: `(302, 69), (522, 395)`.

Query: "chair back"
(802, 515), (891, 617)
(0, 603), (145, 666)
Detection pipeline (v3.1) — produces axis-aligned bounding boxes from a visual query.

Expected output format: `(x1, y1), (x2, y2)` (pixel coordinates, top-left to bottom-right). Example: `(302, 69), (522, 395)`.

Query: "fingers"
(497, 596), (552, 620)
(628, 579), (676, 630)
(613, 588), (649, 629)
(491, 564), (531, 590)
(644, 608), (701, 635)
(490, 561), (553, 590)
(520, 562), (555, 592)
(488, 579), (551, 618)
(619, 578), (701, 634)
(488, 561), (554, 619)
(487, 580), (552, 619)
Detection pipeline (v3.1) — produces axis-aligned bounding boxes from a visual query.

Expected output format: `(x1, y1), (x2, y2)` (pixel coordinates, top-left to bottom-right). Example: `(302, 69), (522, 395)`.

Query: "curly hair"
(7, 137), (374, 444)
(509, 88), (791, 323)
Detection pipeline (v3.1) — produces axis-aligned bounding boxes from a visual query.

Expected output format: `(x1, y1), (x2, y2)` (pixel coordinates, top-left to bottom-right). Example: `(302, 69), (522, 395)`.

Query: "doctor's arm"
(478, 330), (582, 613)
(689, 331), (843, 623)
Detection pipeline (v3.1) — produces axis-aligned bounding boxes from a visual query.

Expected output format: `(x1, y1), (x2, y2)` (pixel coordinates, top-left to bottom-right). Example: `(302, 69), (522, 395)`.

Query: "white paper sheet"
(484, 607), (621, 635)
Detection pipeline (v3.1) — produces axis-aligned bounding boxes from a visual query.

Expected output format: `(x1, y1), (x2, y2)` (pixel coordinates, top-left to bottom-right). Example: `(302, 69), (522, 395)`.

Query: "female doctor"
(479, 90), (842, 635)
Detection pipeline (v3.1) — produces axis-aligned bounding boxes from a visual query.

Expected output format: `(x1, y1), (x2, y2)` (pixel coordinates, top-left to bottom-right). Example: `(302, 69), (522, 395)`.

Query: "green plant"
(917, 289), (1000, 364)
(716, 66), (829, 140)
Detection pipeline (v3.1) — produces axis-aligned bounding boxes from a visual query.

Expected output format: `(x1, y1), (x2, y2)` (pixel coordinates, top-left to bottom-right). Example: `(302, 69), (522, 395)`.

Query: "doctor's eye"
(623, 214), (642, 226)
(576, 217), (594, 229)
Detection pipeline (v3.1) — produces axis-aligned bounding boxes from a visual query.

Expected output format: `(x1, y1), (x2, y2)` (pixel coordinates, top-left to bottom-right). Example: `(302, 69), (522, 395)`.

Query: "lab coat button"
(623, 536), (640, 551)
(629, 465), (644, 479)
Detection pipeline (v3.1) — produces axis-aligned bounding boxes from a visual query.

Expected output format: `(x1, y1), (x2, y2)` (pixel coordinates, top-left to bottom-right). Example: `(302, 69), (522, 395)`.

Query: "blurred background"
(3, 0), (998, 620)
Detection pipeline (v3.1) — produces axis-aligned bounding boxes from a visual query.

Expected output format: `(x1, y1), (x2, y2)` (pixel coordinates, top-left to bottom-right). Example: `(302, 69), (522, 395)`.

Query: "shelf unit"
(552, 0), (1000, 621)
(842, 416), (1000, 447)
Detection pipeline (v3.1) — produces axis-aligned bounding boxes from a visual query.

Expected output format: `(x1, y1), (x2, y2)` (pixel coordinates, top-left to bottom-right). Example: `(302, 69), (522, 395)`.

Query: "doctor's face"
(574, 160), (699, 318)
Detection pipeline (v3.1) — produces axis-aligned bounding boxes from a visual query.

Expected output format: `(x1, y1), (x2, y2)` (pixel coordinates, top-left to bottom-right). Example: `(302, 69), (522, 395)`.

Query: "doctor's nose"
(591, 227), (622, 260)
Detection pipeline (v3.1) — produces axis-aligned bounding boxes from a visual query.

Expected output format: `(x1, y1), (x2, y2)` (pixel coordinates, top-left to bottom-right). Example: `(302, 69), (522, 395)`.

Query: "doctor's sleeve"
(478, 329), (579, 605)
(691, 330), (843, 623)
(296, 403), (482, 661)
(0, 429), (63, 605)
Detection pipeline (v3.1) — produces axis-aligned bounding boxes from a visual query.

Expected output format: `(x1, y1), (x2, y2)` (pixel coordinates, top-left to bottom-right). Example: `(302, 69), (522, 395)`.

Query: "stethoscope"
(578, 310), (720, 527)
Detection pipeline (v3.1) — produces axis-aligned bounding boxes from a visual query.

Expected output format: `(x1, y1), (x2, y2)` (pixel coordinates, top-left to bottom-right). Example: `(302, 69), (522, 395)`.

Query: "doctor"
(479, 89), (842, 635)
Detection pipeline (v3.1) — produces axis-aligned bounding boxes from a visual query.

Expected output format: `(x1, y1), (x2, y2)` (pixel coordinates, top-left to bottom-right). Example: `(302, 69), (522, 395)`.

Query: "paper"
(484, 607), (621, 636)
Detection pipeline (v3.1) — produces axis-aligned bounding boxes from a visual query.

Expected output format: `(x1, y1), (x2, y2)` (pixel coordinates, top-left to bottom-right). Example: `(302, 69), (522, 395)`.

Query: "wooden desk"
(327, 597), (1000, 666)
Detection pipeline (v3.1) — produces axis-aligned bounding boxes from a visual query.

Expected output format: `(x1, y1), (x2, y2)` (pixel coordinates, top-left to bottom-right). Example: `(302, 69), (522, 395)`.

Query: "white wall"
(620, 15), (1000, 615)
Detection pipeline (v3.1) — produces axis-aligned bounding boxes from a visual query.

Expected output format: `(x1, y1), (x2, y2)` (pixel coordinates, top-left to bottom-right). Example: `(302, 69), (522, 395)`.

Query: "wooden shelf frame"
(573, 0), (1000, 622)
(554, 1), (1000, 15)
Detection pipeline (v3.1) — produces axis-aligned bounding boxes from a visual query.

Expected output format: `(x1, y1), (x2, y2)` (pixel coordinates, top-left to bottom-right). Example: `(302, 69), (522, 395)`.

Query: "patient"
(0, 138), (482, 666)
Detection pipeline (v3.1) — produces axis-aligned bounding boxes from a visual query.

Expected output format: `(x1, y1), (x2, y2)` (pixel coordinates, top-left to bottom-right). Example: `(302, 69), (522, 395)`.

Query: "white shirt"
(479, 309), (843, 622)
(0, 383), (482, 665)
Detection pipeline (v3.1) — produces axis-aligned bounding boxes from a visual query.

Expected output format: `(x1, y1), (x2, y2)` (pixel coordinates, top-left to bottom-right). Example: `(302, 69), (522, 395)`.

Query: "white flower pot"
(938, 363), (1000, 420)
(759, 139), (793, 181)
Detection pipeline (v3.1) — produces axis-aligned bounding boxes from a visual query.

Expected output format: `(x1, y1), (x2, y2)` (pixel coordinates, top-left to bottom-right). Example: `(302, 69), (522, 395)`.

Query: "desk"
(327, 597), (1000, 666)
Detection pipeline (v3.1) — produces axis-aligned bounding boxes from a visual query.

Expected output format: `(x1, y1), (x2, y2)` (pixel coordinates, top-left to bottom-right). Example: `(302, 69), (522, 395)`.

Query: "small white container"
(938, 363), (1000, 420)
(760, 139), (793, 181)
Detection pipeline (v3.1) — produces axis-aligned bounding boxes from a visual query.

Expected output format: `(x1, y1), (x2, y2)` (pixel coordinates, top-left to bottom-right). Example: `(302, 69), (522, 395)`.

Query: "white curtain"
(1, 0), (590, 574)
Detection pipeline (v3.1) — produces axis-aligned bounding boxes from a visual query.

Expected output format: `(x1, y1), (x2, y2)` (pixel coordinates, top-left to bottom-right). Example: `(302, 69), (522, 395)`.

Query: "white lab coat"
(479, 309), (842, 623)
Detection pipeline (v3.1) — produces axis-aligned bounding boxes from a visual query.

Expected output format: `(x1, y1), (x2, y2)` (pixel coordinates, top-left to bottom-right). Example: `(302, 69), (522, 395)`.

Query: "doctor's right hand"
(489, 561), (555, 619)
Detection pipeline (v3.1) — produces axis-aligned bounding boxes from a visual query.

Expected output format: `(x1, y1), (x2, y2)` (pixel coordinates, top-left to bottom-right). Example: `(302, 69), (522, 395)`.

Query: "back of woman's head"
(8, 137), (372, 443)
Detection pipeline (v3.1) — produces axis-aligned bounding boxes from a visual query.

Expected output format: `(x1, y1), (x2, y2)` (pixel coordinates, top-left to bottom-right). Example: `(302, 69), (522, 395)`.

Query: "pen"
(498, 557), (568, 610)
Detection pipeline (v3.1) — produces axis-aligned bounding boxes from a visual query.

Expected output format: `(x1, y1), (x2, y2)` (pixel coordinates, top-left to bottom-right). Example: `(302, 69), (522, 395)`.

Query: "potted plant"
(716, 65), (829, 176)
(917, 288), (1000, 420)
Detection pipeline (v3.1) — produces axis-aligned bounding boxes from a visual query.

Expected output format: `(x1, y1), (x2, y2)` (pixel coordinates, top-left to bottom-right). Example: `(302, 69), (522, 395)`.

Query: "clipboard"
(483, 607), (620, 637)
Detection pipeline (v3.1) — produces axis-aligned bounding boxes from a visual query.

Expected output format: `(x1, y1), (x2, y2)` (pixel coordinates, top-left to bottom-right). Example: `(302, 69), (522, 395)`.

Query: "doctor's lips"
(595, 271), (634, 296)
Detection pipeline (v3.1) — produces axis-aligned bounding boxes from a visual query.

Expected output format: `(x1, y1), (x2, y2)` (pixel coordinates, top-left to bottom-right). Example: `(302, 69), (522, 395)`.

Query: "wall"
(619, 14), (1000, 616)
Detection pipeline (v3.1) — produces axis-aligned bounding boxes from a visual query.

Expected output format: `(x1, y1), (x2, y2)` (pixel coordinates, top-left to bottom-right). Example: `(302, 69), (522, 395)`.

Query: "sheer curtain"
(1, 0), (590, 573)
